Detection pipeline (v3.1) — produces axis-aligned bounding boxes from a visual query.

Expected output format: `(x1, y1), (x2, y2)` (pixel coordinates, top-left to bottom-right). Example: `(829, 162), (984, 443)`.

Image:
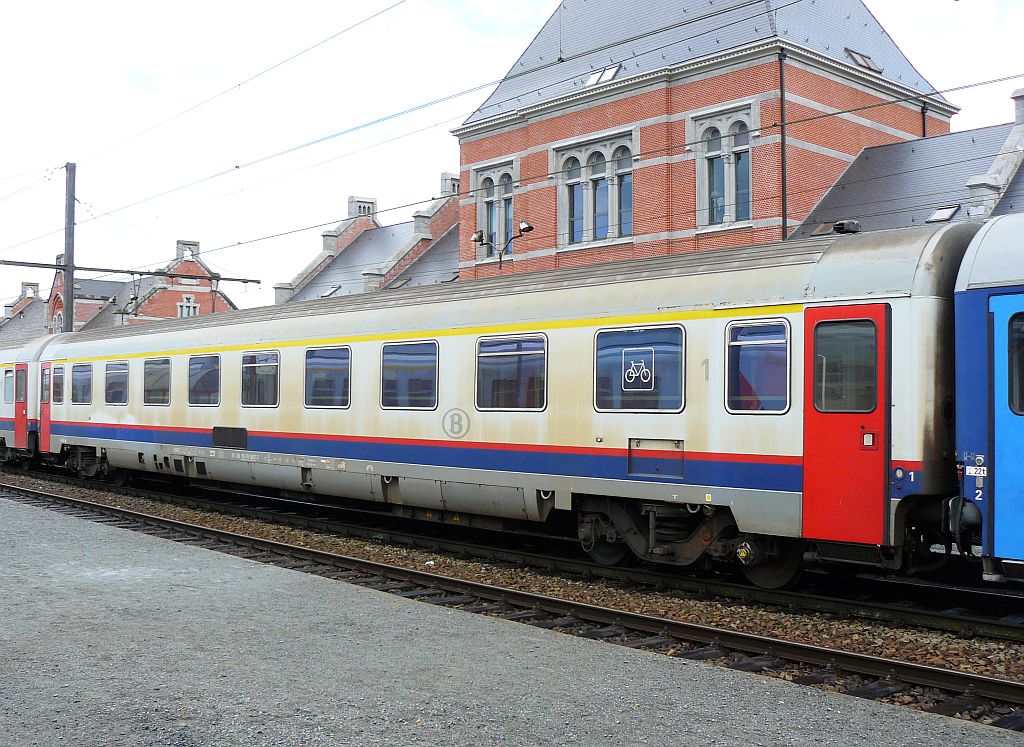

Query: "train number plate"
(965, 466), (988, 477)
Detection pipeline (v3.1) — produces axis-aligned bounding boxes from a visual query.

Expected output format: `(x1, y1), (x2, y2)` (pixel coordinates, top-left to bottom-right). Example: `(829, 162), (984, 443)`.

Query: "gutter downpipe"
(778, 49), (788, 241)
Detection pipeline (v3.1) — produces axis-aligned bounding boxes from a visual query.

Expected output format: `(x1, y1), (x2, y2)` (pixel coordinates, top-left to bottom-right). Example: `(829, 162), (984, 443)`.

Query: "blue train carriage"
(954, 213), (1024, 582)
(0, 337), (49, 462)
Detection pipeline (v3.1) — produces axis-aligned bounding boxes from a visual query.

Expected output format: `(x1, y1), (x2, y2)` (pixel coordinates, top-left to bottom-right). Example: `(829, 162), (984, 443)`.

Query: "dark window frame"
(143, 358), (172, 407)
(475, 334), (548, 412)
(104, 361), (129, 406)
(304, 346), (352, 409)
(240, 350), (280, 408)
(724, 319), (791, 415)
(593, 324), (686, 413)
(380, 340), (439, 411)
(1010, 313), (1024, 416)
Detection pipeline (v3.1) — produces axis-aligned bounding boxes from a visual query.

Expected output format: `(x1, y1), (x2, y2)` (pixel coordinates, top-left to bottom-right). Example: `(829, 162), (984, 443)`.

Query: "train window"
(2, 370), (11, 403)
(726, 321), (789, 413)
(188, 355), (220, 406)
(71, 364), (93, 405)
(1011, 314), (1024, 416)
(105, 362), (129, 405)
(813, 320), (877, 413)
(594, 326), (684, 412)
(144, 359), (171, 406)
(15, 369), (26, 404)
(52, 367), (64, 404)
(241, 351), (279, 407)
(476, 336), (546, 411)
(305, 347), (350, 408)
(381, 341), (438, 410)
(40, 368), (50, 405)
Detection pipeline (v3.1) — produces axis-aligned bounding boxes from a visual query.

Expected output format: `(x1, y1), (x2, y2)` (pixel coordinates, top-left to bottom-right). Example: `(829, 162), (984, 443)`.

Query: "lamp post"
(471, 220), (533, 272)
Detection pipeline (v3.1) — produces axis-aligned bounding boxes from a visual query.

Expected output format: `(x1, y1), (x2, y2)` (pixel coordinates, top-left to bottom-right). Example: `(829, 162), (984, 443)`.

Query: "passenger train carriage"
(2, 215), (1023, 588)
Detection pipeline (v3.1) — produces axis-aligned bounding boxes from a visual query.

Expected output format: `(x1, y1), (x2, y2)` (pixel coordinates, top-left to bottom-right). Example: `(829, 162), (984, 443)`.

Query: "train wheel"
(586, 538), (630, 566)
(740, 539), (804, 589)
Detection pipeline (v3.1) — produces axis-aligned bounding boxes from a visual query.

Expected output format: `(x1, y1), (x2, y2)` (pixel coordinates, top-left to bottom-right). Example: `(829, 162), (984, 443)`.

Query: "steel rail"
(4, 483), (1024, 708)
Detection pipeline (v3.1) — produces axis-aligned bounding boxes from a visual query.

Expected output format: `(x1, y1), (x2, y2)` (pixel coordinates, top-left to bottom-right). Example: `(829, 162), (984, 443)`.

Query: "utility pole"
(63, 162), (76, 333)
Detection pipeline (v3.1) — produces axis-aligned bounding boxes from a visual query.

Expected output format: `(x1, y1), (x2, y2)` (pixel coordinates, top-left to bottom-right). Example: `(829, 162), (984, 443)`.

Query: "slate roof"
(791, 123), (1014, 238)
(385, 225), (459, 290)
(992, 157), (1024, 218)
(464, 0), (945, 126)
(0, 296), (48, 341)
(290, 221), (417, 302)
(72, 279), (125, 301)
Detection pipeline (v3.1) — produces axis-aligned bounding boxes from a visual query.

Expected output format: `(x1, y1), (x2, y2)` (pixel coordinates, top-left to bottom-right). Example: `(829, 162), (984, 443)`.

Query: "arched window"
(693, 107), (754, 228)
(731, 122), (751, 221)
(53, 312), (64, 334)
(614, 146), (633, 237)
(500, 173), (514, 255)
(588, 153), (609, 240)
(565, 157), (583, 244)
(704, 127), (725, 225)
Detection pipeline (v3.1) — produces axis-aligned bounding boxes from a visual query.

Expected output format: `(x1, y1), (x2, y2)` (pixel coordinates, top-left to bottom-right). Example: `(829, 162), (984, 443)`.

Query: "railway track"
(3, 481), (1024, 731)
(8, 468), (1024, 644)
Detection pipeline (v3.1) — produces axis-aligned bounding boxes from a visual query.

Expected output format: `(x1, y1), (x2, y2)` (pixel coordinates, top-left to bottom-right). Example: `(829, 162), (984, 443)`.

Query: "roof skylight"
(925, 205), (961, 223)
(585, 64), (621, 87)
(845, 48), (882, 73)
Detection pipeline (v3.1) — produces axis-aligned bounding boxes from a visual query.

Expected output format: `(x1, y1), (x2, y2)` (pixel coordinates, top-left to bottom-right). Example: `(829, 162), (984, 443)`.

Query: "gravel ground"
(4, 474), (1023, 704)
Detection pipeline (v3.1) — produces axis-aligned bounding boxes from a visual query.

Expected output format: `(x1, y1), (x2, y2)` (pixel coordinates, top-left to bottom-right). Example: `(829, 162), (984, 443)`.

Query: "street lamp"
(471, 220), (533, 272)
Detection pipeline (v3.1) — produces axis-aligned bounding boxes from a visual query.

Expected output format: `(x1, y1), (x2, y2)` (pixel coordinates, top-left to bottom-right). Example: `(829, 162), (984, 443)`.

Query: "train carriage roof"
(27, 222), (980, 356)
(955, 213), (1024, 293)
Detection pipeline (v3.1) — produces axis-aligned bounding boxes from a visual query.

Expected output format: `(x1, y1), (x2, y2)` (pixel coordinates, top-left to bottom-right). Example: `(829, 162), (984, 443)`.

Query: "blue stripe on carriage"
(50, 422), (803, 492)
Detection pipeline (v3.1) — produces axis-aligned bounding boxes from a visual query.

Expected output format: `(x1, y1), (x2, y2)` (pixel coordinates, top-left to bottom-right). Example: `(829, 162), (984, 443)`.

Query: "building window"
(476, 336), (546, 410)
(305, 347), (351, 408)
(557, 134), (635, 247)
(381, 341), (438, 410)
(474, 163), (516, 261)
(241, 351), (279, 407)
(726, 321), (789, 413)
(595, 326), (684, 412)
(178, 295), (199, 318)
(52, 366), (64, 404)
(188, 355), (220, 406)
(53, 313), (64, 333)
(144, 359), (171, 406)
(71, 364), (93, 405)
(105, 362), (129, 405)
(694, 107), (754, 228)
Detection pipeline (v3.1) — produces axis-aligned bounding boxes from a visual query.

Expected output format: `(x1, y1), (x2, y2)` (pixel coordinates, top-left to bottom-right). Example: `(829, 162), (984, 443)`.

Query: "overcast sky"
(1, 0), (1020, 310)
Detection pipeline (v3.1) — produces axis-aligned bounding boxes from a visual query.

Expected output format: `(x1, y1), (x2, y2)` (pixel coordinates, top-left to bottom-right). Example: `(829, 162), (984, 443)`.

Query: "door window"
(40, 369), (50, 404)
(15, 369), (26, 403)
(1011, 314), (1024, 415)
(813, 320), (877, 413)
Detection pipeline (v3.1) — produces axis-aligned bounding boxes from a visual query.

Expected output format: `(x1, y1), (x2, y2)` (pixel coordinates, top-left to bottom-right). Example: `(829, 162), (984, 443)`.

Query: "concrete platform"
(0, 498), (1016, 747)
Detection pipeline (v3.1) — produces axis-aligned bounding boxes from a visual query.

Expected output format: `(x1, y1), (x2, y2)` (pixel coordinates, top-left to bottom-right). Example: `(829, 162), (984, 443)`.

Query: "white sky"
(0, 0), (1020, 310)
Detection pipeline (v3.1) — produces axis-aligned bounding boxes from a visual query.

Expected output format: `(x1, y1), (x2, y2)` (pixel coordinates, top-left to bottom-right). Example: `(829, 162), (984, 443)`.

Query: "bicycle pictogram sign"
(622, 347), (655, 391)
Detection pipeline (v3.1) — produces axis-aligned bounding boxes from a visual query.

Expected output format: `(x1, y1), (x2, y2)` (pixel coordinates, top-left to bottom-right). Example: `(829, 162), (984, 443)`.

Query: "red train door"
(802, 304), (890, 545)
(14, 363), (28, 449)
(39, 363), (51, 453)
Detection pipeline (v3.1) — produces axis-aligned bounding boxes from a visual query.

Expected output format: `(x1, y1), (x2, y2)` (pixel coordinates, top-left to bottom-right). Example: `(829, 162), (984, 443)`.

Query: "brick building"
(46, 240), (236, 333)
(454, 0), (954, 279)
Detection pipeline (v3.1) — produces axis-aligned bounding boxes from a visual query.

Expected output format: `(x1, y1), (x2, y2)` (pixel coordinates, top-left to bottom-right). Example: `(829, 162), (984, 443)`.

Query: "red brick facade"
(457, 52), (952, 280)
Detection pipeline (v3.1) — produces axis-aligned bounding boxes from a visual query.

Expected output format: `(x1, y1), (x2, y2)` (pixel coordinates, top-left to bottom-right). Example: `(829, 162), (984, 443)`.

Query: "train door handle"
(861, 431), (878, 449)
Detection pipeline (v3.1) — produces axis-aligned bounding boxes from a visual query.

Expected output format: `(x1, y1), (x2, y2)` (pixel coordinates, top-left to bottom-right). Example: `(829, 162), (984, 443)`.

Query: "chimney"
(176, 240), (200, 260)
(273, 282), (295, 305)
(348, 197), (377, 220)
(440, 172), (460, 196)
(362, 268), (384, 293)
(965, 89), (1024, 220)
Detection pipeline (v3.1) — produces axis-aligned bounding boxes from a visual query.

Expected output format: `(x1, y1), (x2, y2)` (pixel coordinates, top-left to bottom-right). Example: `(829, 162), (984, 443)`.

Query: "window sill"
(696, 221), (753, 235)
(474, 252), (511, 265)
(556, 236), (633, 254)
